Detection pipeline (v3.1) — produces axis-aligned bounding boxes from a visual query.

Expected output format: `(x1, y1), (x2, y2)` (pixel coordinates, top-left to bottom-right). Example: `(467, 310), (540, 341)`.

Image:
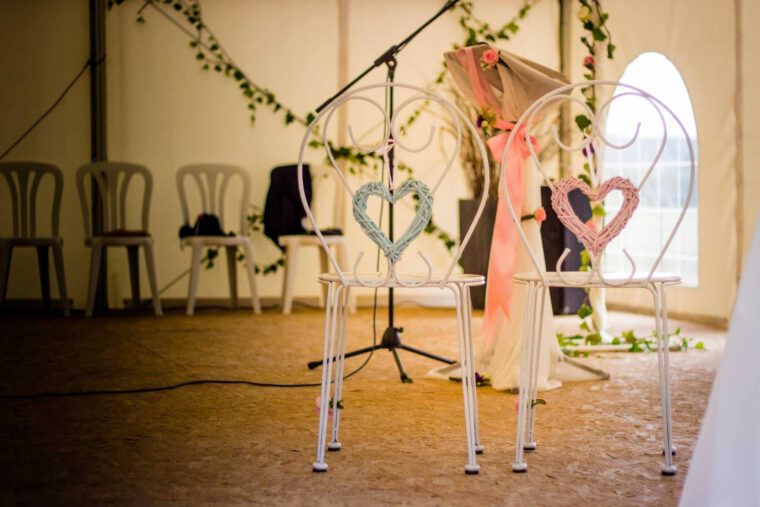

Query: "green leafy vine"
(560, 0), (617, 343)
(109, 0), (534, 269)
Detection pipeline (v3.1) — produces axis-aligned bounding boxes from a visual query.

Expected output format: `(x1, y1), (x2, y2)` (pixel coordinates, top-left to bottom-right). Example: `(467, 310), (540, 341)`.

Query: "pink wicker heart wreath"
(550, 176), (640, 257)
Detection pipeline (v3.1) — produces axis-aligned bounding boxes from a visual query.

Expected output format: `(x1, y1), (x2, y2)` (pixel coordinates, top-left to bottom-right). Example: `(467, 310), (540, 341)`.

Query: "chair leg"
(513, 282), (536, 473)
(51, 242), (70, 317)
(652, 283), (676, 475)
(661, 286), (676, 458)
(314, 283), (339, 472)
(127, 245), (140, 309)
(226, 245), (238, 310)
(86, 242), (104, 317)
(241, 240), (261, 314)
(35, 246), (51, 310)
(281, 243), (299, 315)
(462, 285), (483, 455)
(142, 240), (162, 317)
(329, 285), (350, 451)
(319, 248), (329, 308)
(451, 283), (478, 474)
(0, 242), (12, 309)
(186, 244), (203, 316)
(525, 285), (547, 451)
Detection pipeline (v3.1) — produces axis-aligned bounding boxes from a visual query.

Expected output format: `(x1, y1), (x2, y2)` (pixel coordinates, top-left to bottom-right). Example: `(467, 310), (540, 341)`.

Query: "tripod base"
(307, 326), (455, 383)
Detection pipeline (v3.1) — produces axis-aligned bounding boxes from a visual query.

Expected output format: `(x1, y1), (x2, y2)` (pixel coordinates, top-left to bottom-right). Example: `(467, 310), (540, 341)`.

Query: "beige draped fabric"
(428, 43), (601, 391)
(444, 43), (569, 123)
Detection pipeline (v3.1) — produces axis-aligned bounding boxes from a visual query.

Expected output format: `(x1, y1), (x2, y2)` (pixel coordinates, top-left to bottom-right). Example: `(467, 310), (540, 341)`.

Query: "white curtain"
(679, 211), (760, 506)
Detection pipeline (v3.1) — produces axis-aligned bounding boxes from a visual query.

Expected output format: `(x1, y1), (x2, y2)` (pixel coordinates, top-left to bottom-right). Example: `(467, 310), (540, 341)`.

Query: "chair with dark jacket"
(263, 163), (349, 315)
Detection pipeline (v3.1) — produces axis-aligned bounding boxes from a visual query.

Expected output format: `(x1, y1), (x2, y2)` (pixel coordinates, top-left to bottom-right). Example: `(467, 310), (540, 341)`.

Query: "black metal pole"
(308, 1), (461, 380)
(89, 0), (108, 309)
(315, 0), (459, 113)
(387, 60), (396, 331)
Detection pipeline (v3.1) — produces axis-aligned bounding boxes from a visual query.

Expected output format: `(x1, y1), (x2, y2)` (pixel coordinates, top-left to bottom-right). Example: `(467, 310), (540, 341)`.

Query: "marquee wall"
(1, 0), (757, 324)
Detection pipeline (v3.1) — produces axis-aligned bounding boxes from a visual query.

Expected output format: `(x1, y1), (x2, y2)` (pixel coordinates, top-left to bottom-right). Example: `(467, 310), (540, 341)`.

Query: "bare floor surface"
(0, 306), (724, 505)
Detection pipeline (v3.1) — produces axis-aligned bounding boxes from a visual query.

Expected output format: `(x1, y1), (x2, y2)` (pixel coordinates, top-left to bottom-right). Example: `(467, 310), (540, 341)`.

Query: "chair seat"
(318, 272), (485, 287)
(279, 234), (345, 247)
(514, 271), (681, 287)
(88, 234), (153, 246)
(181, 235), (251, 247)
(0, 237), (61, 247)
(96, 229), (150, 237)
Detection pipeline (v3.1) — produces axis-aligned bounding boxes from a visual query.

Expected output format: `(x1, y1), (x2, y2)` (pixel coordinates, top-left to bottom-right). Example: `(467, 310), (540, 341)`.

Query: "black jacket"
(263, 164), (312, 250)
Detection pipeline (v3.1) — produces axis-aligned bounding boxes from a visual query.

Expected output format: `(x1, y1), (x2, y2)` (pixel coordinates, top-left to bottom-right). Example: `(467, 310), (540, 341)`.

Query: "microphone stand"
(307, 0), (460, 382)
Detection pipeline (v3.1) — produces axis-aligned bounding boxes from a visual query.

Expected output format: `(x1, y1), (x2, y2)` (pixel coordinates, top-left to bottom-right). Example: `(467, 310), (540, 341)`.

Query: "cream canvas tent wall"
(576, 0), (759, 325)
(1, 0), (757, 325)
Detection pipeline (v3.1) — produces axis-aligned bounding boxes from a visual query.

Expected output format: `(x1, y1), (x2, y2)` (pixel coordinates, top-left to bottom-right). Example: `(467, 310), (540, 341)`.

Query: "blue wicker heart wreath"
(352, 179), (434, 263)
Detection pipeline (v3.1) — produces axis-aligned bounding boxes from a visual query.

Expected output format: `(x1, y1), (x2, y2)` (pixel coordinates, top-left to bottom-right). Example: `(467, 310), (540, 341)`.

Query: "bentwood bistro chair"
(0, 162), (70, 315)
(299, 83), (491, 474)
(501, 81), (695, 476)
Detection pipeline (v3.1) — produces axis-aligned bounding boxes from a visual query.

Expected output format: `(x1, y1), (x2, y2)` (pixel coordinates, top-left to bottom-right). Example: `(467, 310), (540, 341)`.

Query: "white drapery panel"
(679, 210), (760, 506)
(739, 0), (760, 270)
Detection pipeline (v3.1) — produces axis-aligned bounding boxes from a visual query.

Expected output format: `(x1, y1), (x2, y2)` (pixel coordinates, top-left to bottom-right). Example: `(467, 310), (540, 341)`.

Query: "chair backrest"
(176, 164), (251, 235)
(76, 162), (153, 240)
(297, 82), (491, 288)
(309, 164), (342, 228)
(0, 161), (63, 238)
(500, 80), (696, 286)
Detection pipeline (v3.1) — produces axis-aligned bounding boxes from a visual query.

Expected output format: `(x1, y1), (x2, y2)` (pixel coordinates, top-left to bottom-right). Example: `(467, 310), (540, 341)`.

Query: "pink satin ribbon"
(482, 125), (540, 348)
(454, 46), (540, 349)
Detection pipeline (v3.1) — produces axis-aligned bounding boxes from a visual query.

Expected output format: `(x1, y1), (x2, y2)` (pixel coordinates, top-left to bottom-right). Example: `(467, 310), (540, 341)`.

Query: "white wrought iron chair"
(300, 83), (490, 474)
(502, 81), (695, 476)
(176, 164), (261, 315)
(279, 164), (353, 315)
(0, 162), (70, 316)
(77, 162), (163, 317)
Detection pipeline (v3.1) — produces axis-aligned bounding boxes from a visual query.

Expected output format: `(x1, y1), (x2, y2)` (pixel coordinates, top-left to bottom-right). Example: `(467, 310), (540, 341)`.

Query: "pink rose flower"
(583, 56), (594, 67)
(586, 220), (598, 232)
(483, 49), (498, 65)
(534, 207), (547, 224)
(481, 49), (499, 69)
(315, 396), (333, 418)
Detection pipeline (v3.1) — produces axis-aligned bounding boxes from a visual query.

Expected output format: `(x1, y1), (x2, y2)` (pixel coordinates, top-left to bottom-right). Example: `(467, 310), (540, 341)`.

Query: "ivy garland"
(110, 0), (532, 272)
(108, 0), (697, 353)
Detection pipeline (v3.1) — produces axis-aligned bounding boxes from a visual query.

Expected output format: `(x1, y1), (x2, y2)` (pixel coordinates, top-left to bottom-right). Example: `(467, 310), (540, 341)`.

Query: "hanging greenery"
(109, 0), (535, 273)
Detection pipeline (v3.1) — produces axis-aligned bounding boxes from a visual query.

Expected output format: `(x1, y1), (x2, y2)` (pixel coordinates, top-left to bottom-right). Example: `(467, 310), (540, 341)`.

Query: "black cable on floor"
(0, 62), (386, 399)
(0, 298), (379, 399)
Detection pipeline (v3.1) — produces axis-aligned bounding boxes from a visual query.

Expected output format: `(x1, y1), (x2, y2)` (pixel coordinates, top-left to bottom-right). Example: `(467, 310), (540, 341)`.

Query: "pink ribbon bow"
(482, 124), (541, 348)
(454, 46), (542, 349)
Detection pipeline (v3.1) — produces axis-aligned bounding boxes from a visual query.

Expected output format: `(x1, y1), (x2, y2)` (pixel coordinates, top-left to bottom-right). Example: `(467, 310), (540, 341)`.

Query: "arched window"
(603, 52), (699, 286)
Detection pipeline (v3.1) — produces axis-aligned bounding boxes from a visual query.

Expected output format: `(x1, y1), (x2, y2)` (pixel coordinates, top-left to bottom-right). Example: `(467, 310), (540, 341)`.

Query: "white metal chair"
(176, 164), (261, 316)
(301, 83), (491, 474)
(279, 164), (352, 314)
(502, 81), (695, 476)
(0, 162), (70, 316)
(77, 162), (162, 317)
